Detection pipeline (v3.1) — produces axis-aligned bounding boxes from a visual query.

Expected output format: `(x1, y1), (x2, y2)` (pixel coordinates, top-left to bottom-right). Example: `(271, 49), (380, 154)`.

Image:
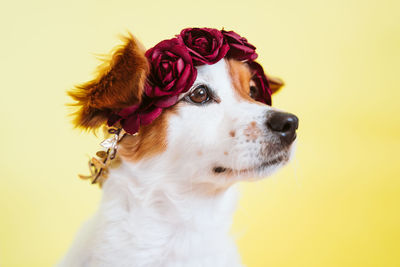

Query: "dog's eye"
(250, 85), (260, 100)
(189, 85), (210, 104)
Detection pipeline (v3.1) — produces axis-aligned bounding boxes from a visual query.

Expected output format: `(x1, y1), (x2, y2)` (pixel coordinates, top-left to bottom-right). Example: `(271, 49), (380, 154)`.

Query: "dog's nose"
(266, 112), (299, 144)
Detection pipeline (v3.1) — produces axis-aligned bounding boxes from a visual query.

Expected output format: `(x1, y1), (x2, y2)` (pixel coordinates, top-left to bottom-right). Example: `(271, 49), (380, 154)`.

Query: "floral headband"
(107, 28), (273, 135)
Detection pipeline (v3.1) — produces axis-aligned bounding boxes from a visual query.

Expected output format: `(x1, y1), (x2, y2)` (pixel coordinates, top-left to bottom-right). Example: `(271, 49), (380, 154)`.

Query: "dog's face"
(166, 59), (297, 181)
(70, 35), (298, 190)
(119, 59), (298, 190)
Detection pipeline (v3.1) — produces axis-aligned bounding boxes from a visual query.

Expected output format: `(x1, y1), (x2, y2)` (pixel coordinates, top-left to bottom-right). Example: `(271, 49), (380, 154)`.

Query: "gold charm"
(96, 151), (107, 158)
(78, 128), (126, 186)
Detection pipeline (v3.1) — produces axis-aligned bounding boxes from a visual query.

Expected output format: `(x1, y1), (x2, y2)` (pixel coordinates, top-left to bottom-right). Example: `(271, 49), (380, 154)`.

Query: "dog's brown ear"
(268, 76), (285, 94)
(68, 33), (149, 130)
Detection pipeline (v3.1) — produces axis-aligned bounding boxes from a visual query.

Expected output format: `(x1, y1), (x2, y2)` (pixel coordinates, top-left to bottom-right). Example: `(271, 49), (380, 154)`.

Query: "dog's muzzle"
(266, 112), (299, 145)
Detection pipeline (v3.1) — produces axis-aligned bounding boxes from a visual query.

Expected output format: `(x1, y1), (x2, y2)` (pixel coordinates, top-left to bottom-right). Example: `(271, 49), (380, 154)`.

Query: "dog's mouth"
(212, 154), (287, 175)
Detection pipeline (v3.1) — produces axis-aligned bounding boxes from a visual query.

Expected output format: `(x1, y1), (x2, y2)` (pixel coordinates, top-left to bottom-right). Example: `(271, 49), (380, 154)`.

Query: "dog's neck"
(91, 160), (242, 265)
(102, 160), (239, 229)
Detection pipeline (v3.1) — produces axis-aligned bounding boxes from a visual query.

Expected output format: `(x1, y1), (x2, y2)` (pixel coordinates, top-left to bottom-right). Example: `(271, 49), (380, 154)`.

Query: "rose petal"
(140, 106), (163, 125)
(107, 113), (121, 126)
(162, 71), (173, 84)
(222, 30), (242, 40)
(144, 82), (155, 97)
(118, 104), (140, 117)
(230, 43), (256, 54)
(165, 51), (176, 58)
(153, 95), (179, 108)
(121, 114), (140, 134)
(176, 58), (184, 74)
(163, 80), (176, 92)
(174, 64), (192, 93)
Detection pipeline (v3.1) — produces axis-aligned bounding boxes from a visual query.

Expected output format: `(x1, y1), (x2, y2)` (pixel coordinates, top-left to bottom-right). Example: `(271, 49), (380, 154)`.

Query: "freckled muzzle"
(266, 112), (299, 145)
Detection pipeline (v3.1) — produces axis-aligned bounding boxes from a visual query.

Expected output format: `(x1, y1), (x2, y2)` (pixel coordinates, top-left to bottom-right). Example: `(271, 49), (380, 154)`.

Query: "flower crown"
(107, 27), (273, 135)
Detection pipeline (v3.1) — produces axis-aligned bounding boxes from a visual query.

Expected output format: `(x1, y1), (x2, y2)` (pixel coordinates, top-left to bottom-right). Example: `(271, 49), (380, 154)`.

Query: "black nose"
(266, 112), (299, 144)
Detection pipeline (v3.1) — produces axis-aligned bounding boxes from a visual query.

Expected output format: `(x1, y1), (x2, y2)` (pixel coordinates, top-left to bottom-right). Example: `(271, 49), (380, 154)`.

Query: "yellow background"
(0, 0), (399, 266)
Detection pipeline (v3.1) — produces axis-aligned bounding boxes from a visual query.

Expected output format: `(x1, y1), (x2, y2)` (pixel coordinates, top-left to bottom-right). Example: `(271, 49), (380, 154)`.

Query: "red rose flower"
(107, 96), (163, 134)
(178, 28), (230, 65)
(144, 38), (197, 108)
(222, 30), (258, 61)
(247, 61), (272, 105)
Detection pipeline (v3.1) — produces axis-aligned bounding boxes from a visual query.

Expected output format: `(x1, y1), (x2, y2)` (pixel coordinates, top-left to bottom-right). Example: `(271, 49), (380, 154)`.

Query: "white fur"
(58, 60), (295, 267)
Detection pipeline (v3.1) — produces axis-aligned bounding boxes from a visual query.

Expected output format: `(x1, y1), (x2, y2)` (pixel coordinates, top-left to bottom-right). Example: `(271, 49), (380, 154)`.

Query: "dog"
(58, 28), (298, 267)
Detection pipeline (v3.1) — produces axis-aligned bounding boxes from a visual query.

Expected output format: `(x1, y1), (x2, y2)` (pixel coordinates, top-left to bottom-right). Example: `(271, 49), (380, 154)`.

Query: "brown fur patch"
(226, 59), (258, 103)
(243, 121), (261, 141)
(229, 130), (236, 137)
(227, 59), (285, 102)
(117, 105), (178, 162)
(68, 33), (149, 130)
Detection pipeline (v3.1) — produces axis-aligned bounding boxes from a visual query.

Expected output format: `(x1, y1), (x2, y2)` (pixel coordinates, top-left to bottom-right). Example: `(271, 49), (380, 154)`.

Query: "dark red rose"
(222, 30), (258, 61)
(107, 97), (162, 134)
(145, 38), (197, 108)
(247, 61), (272, 105)
(178, 28), (230, 65)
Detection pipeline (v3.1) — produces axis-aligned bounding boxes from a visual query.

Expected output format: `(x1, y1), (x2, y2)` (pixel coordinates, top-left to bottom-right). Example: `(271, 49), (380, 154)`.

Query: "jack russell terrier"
(58, 27), (298, 267)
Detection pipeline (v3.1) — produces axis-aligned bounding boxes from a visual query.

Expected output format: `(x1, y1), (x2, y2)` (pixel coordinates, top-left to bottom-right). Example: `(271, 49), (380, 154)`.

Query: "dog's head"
(70, 29), (298, 190)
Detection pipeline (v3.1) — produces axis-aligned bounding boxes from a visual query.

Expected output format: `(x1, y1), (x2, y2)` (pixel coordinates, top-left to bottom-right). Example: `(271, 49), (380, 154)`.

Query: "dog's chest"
(76, 178), (244, 267)
(90, 219), (243, 267)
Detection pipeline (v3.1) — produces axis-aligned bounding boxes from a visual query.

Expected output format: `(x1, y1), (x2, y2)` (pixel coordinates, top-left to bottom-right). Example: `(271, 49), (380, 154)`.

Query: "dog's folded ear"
(68, 33), (149, 130)
(268, 76), (285, 94)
